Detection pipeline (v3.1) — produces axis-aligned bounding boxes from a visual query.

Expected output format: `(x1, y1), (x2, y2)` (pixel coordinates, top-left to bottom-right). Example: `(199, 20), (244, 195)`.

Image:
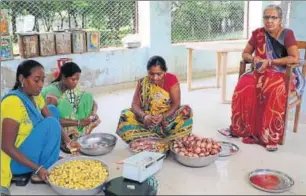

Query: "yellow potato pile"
(49, 160), (108, 190)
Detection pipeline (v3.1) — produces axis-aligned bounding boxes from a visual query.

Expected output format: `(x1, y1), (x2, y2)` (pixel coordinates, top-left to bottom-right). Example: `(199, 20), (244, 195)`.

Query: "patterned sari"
(116, 76), (193, 143)
(42, 82), (100, 153)
(230, 28), (305, 146)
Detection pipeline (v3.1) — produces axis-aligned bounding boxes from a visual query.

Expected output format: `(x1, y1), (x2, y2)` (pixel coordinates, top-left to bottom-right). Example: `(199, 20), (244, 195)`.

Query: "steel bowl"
(170, 145), (218, 167)
(77, 133), (117, 156)
(128, 137), (170, 155)
(47, 156), (109, 195)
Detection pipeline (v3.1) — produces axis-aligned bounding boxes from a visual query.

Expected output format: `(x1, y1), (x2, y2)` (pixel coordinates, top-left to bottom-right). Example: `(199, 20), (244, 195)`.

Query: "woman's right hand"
(38, 167), (49, 181)
(253, 56), (262, 64)
(143, 115), (154, 127)
(80, 118), (92, 127)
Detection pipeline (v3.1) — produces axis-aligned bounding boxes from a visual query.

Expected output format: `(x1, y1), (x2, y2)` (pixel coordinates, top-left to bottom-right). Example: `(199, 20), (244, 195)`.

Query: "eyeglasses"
(263, 15), (280, 21)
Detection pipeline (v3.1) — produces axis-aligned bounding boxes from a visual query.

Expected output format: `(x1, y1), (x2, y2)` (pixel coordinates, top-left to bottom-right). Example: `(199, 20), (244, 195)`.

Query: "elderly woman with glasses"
(218, 5), (305, 151)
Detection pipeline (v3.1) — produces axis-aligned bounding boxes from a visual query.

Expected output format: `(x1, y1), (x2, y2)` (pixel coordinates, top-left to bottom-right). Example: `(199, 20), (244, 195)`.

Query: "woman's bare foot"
(30, 175), (46, 184)
(242, 136), (258, 144)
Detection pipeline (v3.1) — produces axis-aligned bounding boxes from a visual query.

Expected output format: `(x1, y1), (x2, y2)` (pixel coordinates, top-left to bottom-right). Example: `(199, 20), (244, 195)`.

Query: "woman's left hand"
(67, 141), (81, 155)
(257, 59), (270, 73)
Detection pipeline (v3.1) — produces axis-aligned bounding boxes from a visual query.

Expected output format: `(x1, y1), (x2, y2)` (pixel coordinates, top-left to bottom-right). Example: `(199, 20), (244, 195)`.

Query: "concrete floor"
(10, 74), (306, 195)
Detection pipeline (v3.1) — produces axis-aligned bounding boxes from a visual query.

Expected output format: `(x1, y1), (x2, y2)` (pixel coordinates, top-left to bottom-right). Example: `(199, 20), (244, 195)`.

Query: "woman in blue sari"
(0, 60), (80, 195)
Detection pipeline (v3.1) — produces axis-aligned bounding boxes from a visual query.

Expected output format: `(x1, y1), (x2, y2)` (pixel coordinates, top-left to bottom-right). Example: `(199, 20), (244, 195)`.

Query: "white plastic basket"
(122, 151), (165, 183)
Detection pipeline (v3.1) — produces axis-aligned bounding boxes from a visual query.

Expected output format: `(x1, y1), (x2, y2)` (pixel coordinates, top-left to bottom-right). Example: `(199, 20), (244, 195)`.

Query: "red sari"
(230, 28), (297, 146)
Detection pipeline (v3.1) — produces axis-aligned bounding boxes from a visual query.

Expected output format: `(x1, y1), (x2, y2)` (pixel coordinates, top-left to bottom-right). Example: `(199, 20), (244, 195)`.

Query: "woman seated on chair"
(1, 60), (80, 195)
(218, 5), (305, 151)
(42, 62), (100, 153)
(116, 55), (193, 143)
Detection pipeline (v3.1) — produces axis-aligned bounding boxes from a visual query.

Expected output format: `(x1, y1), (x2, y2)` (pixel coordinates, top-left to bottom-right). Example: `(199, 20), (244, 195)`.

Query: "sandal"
(242, 136), (258, 144)
(11, 172), (31, 186)
(218, 128), (238, 138)
(30, 175), (46, 184)
(0, 186), (10, 196)
(266, 145), (278, 152)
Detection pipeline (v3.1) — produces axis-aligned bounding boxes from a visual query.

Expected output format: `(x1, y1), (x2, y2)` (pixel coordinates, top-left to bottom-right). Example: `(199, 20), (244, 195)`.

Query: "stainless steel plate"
(218, 141), (239, 157)
(248, 169), (294, 193)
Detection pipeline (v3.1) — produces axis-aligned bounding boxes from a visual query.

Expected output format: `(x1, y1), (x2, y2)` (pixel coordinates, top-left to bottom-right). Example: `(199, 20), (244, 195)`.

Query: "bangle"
(34, 165), (44, 175)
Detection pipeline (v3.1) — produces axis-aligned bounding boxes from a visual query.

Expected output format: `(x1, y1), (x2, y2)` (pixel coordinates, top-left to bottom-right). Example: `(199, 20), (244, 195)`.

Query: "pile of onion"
(172, 134), (221, 157)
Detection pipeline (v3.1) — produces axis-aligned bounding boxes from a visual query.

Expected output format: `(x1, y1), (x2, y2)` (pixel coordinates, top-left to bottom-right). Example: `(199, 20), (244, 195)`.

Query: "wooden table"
(186, 44), (245, 104)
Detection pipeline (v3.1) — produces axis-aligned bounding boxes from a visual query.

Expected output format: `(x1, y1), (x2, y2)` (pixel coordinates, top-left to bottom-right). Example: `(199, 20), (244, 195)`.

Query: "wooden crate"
(71, 30), (86, 54)
(55, 31), (71, 55)
(18, 33), (39, 59)
(39, 32), (56, 57)
(0, 11), (9, 35)
(86, 31), (100, 52)
(1, 36), (14, 61)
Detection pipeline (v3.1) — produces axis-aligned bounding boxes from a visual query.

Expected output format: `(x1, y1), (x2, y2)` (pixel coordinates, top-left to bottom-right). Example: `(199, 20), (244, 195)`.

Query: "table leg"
(221, 52), (230, 104)
(216, 52), (221, 88)
(187, 48), (193, 91)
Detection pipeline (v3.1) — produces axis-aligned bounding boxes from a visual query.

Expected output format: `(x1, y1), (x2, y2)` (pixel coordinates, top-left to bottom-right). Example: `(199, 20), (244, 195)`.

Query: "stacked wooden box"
(1, 11), (14, 61)
(15, 29), (101, 59)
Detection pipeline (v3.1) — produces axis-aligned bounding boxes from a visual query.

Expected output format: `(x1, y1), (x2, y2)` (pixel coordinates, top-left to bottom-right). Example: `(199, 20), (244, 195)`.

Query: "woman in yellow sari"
(116, 56), (193, 143)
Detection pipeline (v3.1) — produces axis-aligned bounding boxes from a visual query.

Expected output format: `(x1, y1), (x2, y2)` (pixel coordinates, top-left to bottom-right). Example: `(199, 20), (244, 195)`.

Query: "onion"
(199, 153), (205, 157)
(200, 142), (207, 148)
(131, 143), (137, 148)
(194, 136), (200, 141)
(216, 143), (221, 148)
(212, 144), (219, 149)
(179, 152), (185, 156)
(187, 152), (193, 157)
(201, 148), (206, 153)
(206, 143), (212, 149)
(204, 152), (210, 156)
(174, 148), (180, 153)
(184, 141), (190, 146)
(194, 147), (201, 154)
(206, 147), (212, 153)
(192, 154), (199, 158)
(196, 140), (202, 147)
(211, 149), (218, 155)
(190, 141), (196, 146)
(187, 147), (193, 152)
(188, 136), (194, 141)
(173, 144), (178, 148)
(181, 147), (187, 152)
